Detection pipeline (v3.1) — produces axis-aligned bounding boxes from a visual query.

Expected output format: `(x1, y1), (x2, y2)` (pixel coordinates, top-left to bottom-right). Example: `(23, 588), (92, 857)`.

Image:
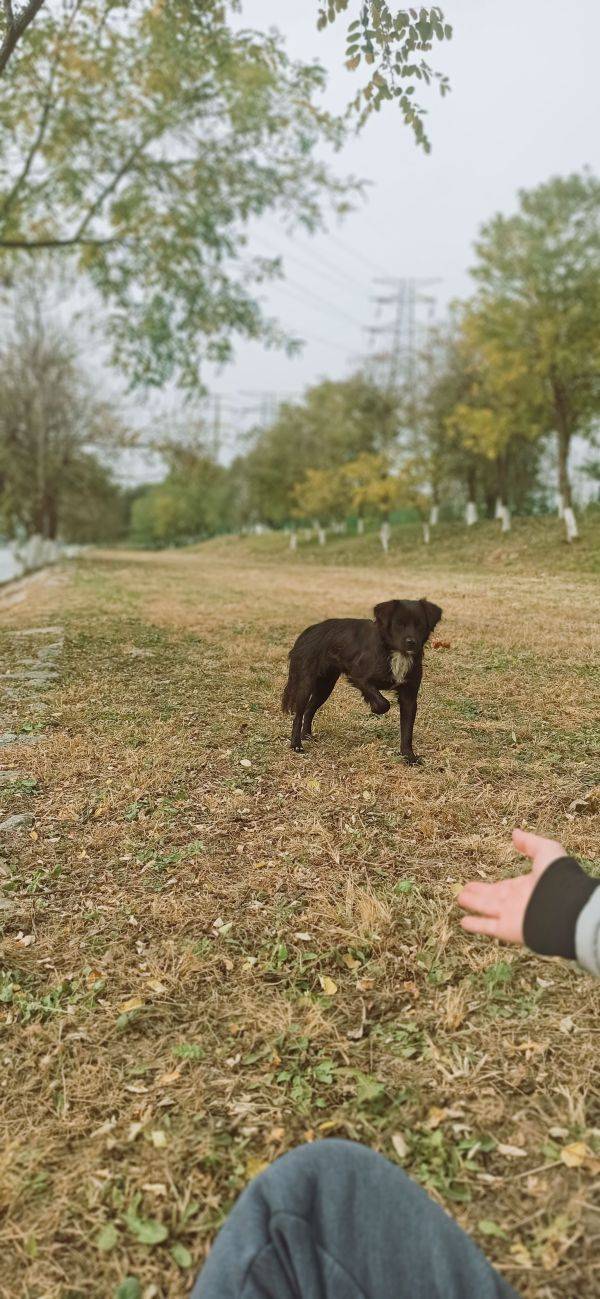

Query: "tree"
(0, 1), (355, 388)
(242, 373), (399, 526)
(129, 430), (234, 545)
(0, 283), (123, 539)
(318, 2), (452, 149)
(0, 0), (45, 76)
(444, 308), (546, 519)
(470, 172), (600, 517)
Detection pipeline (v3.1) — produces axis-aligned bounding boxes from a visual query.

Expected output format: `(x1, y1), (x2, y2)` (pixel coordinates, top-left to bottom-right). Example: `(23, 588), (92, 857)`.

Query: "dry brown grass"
(0, 547), (598, 1299)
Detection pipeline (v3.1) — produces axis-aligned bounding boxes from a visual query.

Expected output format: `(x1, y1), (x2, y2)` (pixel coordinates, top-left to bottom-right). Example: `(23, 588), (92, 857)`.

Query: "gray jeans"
(192, 1139), (521, 1298)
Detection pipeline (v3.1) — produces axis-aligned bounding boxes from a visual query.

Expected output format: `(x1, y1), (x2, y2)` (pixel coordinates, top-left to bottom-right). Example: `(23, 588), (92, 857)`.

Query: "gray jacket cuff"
(575, 888), (600, 977)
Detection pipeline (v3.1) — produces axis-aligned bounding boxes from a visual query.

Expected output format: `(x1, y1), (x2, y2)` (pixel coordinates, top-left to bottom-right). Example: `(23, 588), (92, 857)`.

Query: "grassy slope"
(201, 509), (600, 574)
(0, 547), (598, 1298)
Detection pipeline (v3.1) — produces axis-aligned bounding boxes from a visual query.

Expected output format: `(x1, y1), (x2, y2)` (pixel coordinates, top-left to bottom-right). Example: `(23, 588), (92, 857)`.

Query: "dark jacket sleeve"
(523, 857), (600, 975)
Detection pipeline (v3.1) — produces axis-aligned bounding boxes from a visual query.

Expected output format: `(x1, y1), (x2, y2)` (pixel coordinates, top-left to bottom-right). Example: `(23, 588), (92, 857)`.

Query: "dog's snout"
(405, 637), (418, 652)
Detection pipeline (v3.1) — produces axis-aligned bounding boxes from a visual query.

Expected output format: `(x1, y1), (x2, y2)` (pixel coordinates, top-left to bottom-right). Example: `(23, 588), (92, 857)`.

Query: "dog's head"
(374, 598), (442, 656)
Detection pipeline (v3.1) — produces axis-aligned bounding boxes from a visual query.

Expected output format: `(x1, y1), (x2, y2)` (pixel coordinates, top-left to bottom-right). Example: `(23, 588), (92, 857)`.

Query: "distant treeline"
(1, 173), (598, 548)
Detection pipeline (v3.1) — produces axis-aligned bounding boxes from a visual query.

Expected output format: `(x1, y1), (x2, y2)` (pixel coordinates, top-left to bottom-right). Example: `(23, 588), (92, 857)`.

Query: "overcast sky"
(114, 0), (600, 478)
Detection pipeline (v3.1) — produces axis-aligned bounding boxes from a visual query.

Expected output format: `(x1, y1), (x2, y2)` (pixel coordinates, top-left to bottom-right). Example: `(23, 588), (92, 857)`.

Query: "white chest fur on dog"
(390, 651), (412, 684)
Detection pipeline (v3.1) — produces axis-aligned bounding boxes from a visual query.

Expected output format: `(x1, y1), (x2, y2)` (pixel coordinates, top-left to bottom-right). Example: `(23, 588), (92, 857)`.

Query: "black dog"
(282, 598), (442, 763)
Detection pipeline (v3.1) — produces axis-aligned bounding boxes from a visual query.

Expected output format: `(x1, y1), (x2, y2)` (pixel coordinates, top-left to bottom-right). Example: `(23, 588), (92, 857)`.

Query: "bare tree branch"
(0, 234), (121, 248)
(0, 0), (46, 76)
(0, 0), (85, 221)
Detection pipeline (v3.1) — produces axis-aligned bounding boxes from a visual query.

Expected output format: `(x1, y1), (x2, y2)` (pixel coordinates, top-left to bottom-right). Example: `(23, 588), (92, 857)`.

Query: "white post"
(495, 496), (503, 520)
(357, 518), (365, 535)
(317, 526), (326, 546)
(422, 522), (430, 545)
(500, 505), (511, 533)
(379, 521), (390, 553)
(564, 506), (578, 542)
(429, 504), (439, 526)
(289, 530), (297, 551)
(556, 492), (565, 519)
(465, 501), (477, 526)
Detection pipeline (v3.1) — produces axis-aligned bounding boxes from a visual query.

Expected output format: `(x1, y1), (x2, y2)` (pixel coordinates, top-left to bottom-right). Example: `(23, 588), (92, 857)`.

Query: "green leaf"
(96, 1223), (118, 1253)
(313, 1059), (335, 1084)
(115, 1280), (141, 1299)
(478, 1220), (508, 1240)
(355, 1072), (385, 1104)
(124, 1204), (169, 1246)
(171, 1243), (193, 1269)
(173, 1043), (205, 1060)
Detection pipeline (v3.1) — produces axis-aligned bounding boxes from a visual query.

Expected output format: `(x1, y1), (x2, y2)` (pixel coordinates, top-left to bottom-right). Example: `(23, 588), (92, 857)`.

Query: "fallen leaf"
(391, 1132), (408, 1160)
(150, 1130), (167, 1149)
(497, 1143), (527, 1158)
(510, 1241), (533, 1269)
(319, 975), (338, 996)
(157, 1069), (181, 1086)
(118, 997), (144, 1015)
(560, 1141), (588, 1168)
(245, 1156), (268, 1180)
(402, 980), (420, 1000)
(341, 953), (360, 970)
(426, 1106), (449, 1129)
(147, 980), (168, 995)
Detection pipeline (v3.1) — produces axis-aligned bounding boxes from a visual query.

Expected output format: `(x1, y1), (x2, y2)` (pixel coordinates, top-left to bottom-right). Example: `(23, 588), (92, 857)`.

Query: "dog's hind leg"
(290, 686), (312, 753)
(301, 671), (339, 740)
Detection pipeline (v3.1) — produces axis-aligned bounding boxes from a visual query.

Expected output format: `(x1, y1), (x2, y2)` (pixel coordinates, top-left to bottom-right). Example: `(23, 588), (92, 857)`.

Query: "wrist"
(523, 857), (598, 958)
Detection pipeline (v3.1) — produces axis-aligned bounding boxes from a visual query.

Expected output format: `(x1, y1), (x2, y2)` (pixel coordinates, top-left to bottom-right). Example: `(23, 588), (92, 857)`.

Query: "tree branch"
(0, 0), (46, 76)
(0, 0), (85, 221)
(0, 234), (120, 248)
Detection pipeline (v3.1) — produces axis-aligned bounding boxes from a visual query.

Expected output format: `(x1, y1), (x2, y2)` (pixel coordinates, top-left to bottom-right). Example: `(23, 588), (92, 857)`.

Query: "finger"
(457, 883), (502, 916)
(461, 914), (503, 938)
(512, 827), (543, 859)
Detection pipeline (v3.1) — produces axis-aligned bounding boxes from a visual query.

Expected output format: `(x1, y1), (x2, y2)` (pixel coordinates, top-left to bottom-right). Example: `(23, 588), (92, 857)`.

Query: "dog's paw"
(291, 742), (306, 755)
(371, 698), (391, 715)
(402, 752), (424, 766)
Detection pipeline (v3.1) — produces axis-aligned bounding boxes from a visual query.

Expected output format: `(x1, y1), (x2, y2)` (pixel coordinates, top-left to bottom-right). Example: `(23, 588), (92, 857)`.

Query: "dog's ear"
(420, 599), (442, 636)
(374, 600), (400, 641)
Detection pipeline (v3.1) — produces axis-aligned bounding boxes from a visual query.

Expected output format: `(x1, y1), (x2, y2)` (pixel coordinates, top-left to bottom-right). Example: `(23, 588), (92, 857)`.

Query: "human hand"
(457, 829), (566, 945)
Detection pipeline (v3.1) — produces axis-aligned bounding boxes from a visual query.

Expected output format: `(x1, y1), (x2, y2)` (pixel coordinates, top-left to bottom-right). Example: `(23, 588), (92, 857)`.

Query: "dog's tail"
(281, 650), (301, 714)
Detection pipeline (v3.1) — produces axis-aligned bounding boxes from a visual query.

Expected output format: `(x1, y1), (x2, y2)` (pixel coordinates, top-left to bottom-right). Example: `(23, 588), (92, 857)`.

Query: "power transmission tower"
(365, 276), (441, 401)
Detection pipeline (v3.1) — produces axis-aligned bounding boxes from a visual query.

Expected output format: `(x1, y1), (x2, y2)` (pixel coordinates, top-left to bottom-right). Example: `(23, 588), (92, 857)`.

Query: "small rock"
(0, 813), (35, 833)
(0, 733), (45, 747)
(13, 626), (64, 636)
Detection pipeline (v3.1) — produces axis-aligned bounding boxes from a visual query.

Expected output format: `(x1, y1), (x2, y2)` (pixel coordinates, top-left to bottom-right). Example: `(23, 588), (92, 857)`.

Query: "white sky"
(116, 0), (600, 478)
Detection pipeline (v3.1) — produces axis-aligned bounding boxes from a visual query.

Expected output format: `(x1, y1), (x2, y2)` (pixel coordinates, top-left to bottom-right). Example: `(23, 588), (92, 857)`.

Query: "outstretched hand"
(457, 829), (566, 945)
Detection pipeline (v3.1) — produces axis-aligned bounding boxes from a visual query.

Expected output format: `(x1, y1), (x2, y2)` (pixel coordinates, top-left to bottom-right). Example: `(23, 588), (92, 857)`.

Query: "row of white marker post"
(289, 495), (579, 551)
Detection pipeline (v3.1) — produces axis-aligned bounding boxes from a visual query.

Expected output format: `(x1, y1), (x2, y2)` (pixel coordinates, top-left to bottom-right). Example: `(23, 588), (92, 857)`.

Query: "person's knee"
(253, 1137), (413, 1214)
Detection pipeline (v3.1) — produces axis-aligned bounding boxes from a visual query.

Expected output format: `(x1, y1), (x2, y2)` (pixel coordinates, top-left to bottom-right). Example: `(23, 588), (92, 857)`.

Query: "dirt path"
(1, 549), (598, 1298)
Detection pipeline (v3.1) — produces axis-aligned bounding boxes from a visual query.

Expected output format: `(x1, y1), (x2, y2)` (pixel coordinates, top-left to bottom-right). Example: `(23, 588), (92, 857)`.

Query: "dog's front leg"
(397, 684), (422, 765)
(351, 678), (391, 715)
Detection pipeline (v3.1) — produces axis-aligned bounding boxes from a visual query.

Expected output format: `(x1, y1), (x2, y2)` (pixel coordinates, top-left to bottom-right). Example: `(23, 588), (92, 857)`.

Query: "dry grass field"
(0, 537), (599, 1299)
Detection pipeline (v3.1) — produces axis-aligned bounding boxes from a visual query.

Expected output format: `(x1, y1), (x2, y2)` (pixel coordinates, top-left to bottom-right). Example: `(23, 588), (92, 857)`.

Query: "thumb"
(512, 827), (541, 861)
